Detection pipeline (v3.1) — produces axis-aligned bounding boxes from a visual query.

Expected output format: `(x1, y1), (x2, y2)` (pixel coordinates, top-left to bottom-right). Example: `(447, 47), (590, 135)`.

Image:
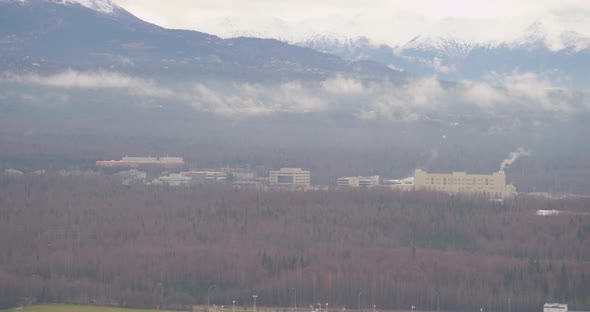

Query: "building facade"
(269, 168), (310, 187)
(413, 169), (516, 197)
(544, 304), (567, 312)
(337, 176), (380, 188)
(180, 170), (227, 183)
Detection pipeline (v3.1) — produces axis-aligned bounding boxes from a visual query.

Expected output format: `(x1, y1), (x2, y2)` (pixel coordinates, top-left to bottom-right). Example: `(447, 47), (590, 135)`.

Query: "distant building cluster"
(92, 155), (519, 197)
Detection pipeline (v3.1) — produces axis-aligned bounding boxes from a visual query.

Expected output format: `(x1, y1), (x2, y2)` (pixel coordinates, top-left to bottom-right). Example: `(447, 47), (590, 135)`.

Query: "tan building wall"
(270, 168), (311, 187)
(338, 177), (359, 187)
(414, 169), (516, 197)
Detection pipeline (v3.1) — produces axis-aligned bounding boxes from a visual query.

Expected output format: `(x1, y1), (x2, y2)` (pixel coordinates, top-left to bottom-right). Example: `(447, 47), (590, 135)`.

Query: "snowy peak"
(399, 34), (487, 60)
(511, 19), (590, 52)
(298, 34), (378, 61)
(1, 0), (123, 15)
(209, 16), (293, 41)
(300, 34), (371, 51)
(561, 31), (590, 52)
(57, 0), (121, 14)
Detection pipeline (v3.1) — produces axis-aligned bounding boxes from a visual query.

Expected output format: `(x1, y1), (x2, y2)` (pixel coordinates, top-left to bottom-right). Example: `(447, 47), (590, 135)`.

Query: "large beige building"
(269, 168), (311, 187)
(337, 176), (380, 188)
(414, 169), (516, 197)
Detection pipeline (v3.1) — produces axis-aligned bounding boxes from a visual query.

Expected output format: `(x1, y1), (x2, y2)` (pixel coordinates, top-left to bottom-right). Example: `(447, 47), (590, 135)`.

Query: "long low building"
(337, 175), (380, 188)
(414, 169), (516, 198)
(96, 156), (184, 168)
(544, 303), (567, 312)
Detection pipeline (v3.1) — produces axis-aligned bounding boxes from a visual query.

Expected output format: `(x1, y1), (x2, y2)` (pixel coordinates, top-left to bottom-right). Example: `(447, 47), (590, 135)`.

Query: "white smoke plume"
(500, 147), (532, 171)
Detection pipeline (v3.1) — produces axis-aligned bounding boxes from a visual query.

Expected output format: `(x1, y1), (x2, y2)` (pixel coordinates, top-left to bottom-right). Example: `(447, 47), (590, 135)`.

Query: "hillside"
(0, 0), (403, 82)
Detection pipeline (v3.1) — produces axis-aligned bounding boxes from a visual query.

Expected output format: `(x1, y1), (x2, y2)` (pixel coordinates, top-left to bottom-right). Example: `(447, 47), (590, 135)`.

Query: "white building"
(383, 177), (414, 191)
(269, 168), (310, 187)
(157, 173), (192, 186)
(181, 170), (227, 183)
(115, 169), (147, 185)
(544, 304), (567, 312)
(337, 176), (380, 188)
(3, 169), (24, 176)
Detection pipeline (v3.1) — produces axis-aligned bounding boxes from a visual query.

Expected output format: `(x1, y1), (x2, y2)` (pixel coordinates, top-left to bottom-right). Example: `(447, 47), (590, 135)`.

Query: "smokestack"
(500, 148), (531, 171)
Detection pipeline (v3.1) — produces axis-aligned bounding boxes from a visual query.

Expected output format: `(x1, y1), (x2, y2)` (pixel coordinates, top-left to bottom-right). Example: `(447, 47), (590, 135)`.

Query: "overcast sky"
(112, 0), (590, 45)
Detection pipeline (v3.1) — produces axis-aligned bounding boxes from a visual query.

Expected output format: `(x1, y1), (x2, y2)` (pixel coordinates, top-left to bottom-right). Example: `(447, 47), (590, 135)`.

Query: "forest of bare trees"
(0, 174), (588, 312)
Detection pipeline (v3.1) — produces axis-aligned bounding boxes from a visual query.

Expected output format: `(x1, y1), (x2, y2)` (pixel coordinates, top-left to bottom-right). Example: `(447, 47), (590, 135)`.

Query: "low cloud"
(477, 71), (576, 113)
(1, 70), (174, 98)
(432, 57), (456, 74)
(1, 69), (587, 120)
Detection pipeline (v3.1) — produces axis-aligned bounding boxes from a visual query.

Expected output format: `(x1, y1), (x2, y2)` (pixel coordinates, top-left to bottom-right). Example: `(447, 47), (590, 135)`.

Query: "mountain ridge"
(296, 22), (590, 89)
(0, 0), (405, 82)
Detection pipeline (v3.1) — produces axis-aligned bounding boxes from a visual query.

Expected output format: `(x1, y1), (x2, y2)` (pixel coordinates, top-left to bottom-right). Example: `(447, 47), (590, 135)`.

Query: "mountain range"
(297, 21), (590, 90)
(1, 0), (589, 123)
(199, 13), (590, 89)
(0, 0), (403, 82)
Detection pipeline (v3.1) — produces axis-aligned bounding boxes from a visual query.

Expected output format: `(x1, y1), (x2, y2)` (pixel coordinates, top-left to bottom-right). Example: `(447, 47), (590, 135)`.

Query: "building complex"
(413, 169), (516, 197)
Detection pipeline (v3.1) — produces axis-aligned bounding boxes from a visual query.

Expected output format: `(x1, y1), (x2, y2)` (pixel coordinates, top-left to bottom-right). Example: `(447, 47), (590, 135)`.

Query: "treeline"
(0, 174), (589, 311)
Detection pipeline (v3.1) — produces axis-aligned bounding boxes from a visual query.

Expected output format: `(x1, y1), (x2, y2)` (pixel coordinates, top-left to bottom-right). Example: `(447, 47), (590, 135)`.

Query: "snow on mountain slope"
(0, 0), (122, 14)
(298, 34), (377, 60)
(399, 34), (490, 60)
(511, 19), (590, 52)
(58, 0), (121, 14)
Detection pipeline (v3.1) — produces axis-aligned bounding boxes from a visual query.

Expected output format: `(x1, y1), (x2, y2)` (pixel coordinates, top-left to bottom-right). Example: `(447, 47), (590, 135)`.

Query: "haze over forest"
(0, 1), (589, 312)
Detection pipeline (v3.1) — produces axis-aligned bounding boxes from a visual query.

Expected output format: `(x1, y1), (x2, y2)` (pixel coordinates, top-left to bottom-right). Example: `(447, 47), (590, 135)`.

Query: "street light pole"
(233, 300), (236, 312)
(373, 304), (376, 312)
(326, 303), (329, 312)
(208, 285), (217, 312)
(508, 297), (511, 312)
(253, 295), (258, 312)
(161, 283), (165, 311)
(437, 293), (440, 312)
(357, 292), (362, 312)
(291, 288), (296, 308)
(157, 282), (164, 311)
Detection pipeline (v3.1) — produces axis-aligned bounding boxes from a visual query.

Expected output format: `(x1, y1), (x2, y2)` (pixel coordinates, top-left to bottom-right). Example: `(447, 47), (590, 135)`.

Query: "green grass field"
(1, 305), (417, 312)
(0, 305), (162, 312)
(0, 305), (293, 312)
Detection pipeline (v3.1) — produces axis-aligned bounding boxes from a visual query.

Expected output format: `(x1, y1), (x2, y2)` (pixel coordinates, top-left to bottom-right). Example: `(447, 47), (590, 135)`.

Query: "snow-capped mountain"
(1, 0), (123, 14)
(59, 0), (121, 14)
(297, 20), (590, 89)
(399, 34), (495, 61)
(192, 9), (590, 88)
(511, 20), (590, 52)
(0, 0), (405, 82)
